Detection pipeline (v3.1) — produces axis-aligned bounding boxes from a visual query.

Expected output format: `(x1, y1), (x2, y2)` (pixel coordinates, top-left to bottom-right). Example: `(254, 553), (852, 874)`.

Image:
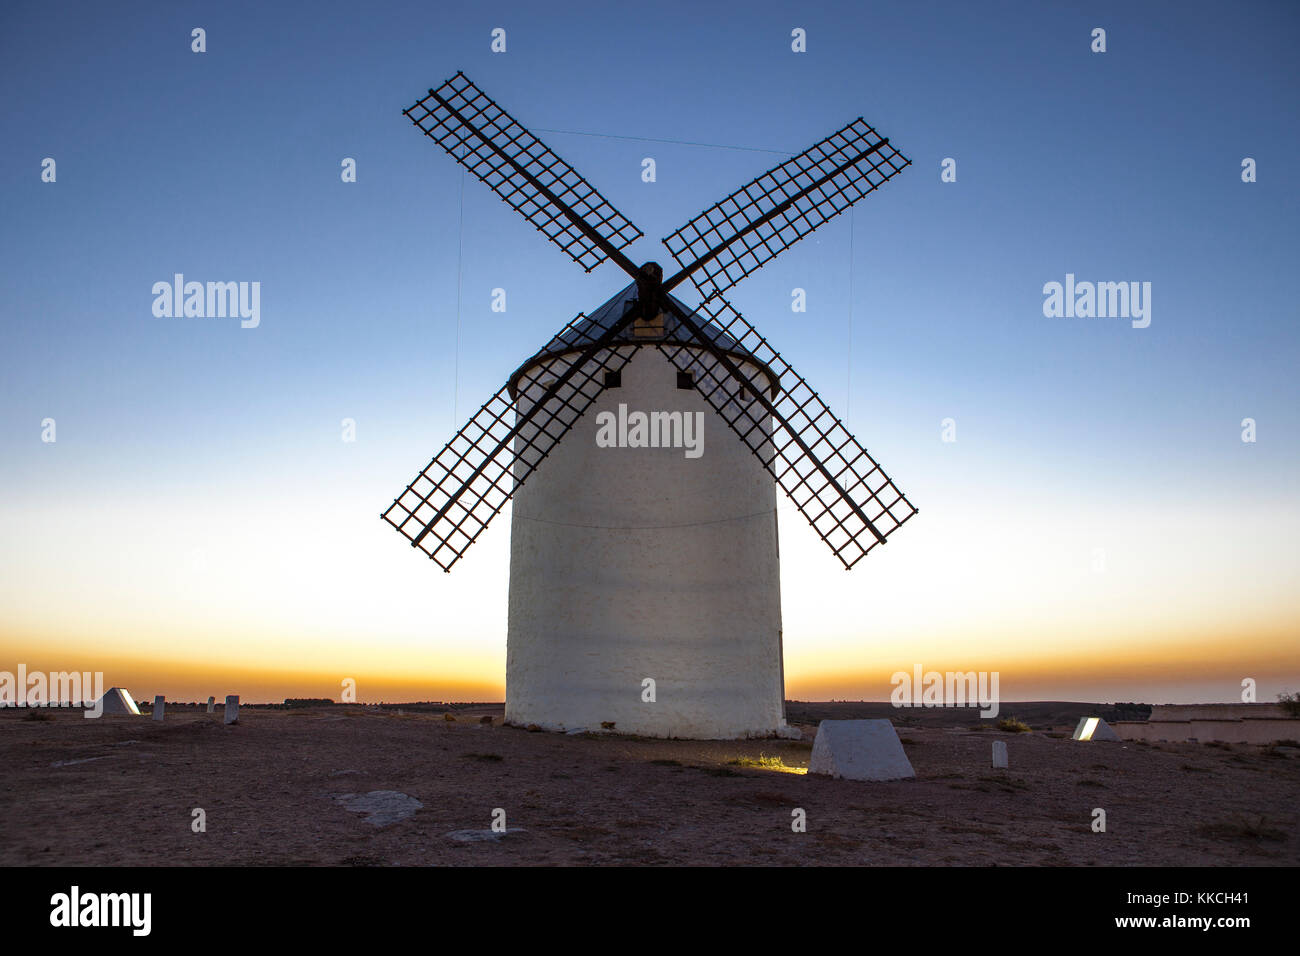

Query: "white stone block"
(807, 719), (914, 781)
(152, 696), (165, 721)
(1073, 716), (1121, 741)
(206, 696), (215, 714)
(224, 695), (239, 725)
(992, 739), (1008, 768)
(96, 687), (141, 716)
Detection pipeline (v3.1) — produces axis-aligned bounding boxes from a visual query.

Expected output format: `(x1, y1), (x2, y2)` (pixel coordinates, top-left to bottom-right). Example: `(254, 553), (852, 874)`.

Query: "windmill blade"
(405, 72), (643, 276)
(382, 311), (640, 571)
(661, 118), (909, 298)
(657, 296), (916, 569)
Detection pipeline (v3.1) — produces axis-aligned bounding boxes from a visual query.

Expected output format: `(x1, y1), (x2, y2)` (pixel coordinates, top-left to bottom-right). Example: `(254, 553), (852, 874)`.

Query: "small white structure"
(505, 285), (787, 739)
(224, 695), (239, 725)
(992, 739), (1008, 768)
(206, 696), (215, 714)
(152, 696), (165, 721)
(96, 687), (141, 716)
(807, 719), (914, 781)
(1073, 716), (1121, 742)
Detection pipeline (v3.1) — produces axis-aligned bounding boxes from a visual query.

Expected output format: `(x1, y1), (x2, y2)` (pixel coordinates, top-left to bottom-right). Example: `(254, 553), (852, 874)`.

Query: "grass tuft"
(726, 753), (806, 774)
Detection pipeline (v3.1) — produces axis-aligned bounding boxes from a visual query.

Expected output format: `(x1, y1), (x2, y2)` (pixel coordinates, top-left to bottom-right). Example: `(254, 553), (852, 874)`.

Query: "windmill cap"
(507, 282), (782, 401)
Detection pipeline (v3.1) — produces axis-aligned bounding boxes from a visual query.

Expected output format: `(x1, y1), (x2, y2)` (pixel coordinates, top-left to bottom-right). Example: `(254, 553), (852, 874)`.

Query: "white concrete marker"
(206, 696), (215, 714)
(224, 695), (239, 725)
(96, 687), (142, 716)
(807, 719), (914, 781)
(152, 696), (165, 722)
(1072, 716), (1121, 742)
(992, 740), (1008, 768)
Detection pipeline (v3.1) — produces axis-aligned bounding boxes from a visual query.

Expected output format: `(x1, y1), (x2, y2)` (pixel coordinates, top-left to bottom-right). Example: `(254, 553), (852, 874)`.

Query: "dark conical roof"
(507, 282), (779, 399)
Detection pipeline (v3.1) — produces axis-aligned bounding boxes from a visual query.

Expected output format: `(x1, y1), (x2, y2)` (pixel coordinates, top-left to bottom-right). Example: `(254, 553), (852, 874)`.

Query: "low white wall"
(1115, 717), (1300, 744)
(1149, 703), (1288, 721)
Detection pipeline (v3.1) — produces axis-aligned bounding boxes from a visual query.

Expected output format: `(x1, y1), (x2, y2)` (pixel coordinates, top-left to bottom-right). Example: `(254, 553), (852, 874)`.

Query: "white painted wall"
(505, 346), (787, 738)
(1115, 718), (1300, 744)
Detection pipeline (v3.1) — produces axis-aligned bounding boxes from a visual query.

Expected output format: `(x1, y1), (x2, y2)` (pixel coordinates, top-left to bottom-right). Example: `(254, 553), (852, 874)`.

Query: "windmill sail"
(389, 76), (917, 573)
(657, 295), (917, 569)
(662, 118), (909, 298)
(382, 312), (637, 571)
(404, 73), (643, 273)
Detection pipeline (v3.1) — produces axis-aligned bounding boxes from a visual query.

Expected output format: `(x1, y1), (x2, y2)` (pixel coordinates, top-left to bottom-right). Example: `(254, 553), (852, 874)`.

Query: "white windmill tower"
(384, 73), (918, 739)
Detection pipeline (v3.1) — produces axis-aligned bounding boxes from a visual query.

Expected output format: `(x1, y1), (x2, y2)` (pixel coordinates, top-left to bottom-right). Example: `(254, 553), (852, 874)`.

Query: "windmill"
(383, 72), (918, 739)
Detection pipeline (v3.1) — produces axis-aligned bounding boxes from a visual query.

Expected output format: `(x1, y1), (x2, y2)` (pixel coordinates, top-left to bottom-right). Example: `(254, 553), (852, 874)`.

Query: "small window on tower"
(676, 371), (694, 390)
(603, 370), (622, 389)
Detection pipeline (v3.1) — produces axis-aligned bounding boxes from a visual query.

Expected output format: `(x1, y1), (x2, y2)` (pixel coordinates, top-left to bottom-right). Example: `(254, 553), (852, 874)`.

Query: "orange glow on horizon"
(3, 475), (1296, 707)
(5, 617), (1296, 705)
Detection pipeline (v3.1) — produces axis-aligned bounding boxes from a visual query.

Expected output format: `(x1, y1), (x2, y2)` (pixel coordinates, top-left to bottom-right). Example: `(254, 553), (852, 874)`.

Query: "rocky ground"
(2, 703), (1296, 866)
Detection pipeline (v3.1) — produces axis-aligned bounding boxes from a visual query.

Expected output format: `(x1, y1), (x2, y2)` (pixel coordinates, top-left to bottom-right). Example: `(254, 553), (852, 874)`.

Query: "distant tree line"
(1101, 702), (1153, 722)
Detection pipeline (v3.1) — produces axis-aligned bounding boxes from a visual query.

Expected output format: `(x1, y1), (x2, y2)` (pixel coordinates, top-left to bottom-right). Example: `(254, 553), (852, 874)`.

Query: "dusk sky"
(2, 0), (1297, 705)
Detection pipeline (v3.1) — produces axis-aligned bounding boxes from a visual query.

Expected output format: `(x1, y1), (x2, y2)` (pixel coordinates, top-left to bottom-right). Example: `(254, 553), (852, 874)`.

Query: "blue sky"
(1, 0), (1297, 703)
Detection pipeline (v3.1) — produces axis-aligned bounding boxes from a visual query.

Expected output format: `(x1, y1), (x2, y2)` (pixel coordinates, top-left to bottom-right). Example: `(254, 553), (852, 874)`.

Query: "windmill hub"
(385, 73), (918, 739)
(634, 259), (664, 305)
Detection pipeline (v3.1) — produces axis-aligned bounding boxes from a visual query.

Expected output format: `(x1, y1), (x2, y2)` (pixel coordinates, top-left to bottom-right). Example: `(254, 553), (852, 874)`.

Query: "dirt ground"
(2, 703), (1296, 866)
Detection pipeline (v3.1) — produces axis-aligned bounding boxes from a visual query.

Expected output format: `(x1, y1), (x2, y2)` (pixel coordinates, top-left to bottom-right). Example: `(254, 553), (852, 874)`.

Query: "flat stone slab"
(445, 828), (527, 843)
(50, 756), (114, 768)
(335, 790), (423, 827)
(807, 719), (915, 782)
